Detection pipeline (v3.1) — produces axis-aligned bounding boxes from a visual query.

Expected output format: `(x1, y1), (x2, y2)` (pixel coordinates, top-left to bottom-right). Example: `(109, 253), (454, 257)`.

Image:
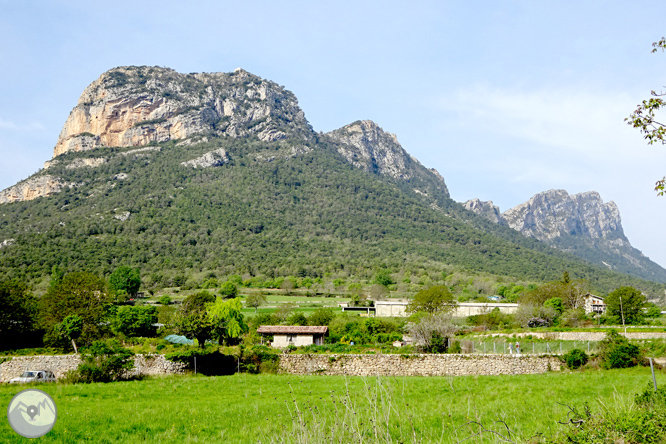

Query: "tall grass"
(0, 368), (664, 443)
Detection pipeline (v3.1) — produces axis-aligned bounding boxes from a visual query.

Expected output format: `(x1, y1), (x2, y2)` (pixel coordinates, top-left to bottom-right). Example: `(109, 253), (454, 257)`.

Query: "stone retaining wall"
(483, 332), (666, 341)
(0, 354), (186, 383)
(279, 354), (561, 376)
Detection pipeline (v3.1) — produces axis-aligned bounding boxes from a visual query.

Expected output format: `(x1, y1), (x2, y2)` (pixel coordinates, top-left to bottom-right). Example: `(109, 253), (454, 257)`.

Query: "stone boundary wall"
(482, 332), (666, 341)
(0, 354), (186, 383)
(279, 354), (561, 377)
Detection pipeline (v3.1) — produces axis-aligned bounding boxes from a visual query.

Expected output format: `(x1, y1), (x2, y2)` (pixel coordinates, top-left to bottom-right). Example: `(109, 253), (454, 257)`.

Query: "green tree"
(308, 308), (336, 326)
(177, 291), (217, 348)
(219, 281), (239, 298)
(183, 291), (216, 313)
(245, 293), (267, 313)
(287, 312), (308, 326)
(374, 270), (394, 287)
(407, 285), (456, 314)
(108, 266), (141, 299)
(207, 297), (248, 345)
(112, 306), (158, 337)
(626, 37), (666, 195)
(39, 272), (112, 344)
(177, 311), (216, 348)
(0, 279), (37, 350)
(606, 286), (647, 325)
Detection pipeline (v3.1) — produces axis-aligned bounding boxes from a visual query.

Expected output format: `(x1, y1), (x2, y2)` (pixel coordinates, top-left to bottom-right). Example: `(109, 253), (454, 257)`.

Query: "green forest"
(1, 133), (663, 298)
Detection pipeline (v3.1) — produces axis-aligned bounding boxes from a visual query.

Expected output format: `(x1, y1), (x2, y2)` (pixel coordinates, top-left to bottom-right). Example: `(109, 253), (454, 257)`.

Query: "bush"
(563, 348), (588, 370)
(158, 295), (172, 305)
(76, 339), (135, 383)
(112, 306), (158, 337)
(598, 330), (642, 369)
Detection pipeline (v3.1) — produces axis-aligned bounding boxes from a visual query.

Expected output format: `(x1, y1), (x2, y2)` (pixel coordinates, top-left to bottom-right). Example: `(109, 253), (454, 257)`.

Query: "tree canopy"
(39, 271), (112, 344)
(406, 285), (456, 314)
(108, 266), (141, 299)
(605, 286), (647, 325)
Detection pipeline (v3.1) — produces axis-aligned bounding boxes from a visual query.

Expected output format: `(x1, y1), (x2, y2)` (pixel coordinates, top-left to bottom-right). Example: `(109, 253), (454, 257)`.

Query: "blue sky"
(2, 1), (666, 268)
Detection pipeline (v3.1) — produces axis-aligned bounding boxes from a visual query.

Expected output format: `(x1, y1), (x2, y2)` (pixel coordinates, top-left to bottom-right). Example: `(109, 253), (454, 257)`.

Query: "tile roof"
(256, 325), (328, 334)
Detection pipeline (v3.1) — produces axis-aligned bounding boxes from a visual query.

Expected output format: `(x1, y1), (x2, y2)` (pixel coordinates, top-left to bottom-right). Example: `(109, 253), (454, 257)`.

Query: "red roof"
(256, 325), (328, 334)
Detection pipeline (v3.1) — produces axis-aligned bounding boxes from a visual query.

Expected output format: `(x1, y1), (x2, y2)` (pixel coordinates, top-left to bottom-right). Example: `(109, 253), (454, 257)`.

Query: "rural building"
(583, 294), (606, 315)
(373, 301), (519, 318)
(257, 325), (328, 348)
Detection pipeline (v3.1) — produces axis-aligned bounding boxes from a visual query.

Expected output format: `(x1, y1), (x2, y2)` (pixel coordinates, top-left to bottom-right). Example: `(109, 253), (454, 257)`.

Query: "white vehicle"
(9, 370), (56, 384)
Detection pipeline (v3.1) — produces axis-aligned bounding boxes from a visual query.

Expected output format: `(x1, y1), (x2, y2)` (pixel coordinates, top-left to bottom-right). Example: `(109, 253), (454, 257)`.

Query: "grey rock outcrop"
(463, 198), (507, 225)
(181, 148), (229, 168)
(325, 120), (449, 198)
(53, 66), (312, 157)
(502, 190), (623, 242)
(0, 176), (69, 204)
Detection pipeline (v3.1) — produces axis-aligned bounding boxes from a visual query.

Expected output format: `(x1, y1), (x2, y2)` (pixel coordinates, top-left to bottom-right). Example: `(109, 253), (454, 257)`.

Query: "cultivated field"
(1, 368), (664, 443)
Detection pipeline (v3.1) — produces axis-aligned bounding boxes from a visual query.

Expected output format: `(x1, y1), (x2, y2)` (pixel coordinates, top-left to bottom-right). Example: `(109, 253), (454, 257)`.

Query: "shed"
(257, 325), (328, 348)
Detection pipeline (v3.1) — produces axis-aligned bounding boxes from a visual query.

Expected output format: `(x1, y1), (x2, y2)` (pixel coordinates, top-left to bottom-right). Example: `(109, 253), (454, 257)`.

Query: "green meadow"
(1, 368), (664, 443)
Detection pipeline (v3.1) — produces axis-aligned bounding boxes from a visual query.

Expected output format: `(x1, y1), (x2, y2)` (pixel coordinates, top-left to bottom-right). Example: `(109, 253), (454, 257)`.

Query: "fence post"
(587, 341), (590, 353)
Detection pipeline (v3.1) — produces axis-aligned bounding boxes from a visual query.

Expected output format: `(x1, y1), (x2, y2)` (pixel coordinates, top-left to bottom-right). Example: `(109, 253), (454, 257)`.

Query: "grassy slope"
(0, 368), (663, 443)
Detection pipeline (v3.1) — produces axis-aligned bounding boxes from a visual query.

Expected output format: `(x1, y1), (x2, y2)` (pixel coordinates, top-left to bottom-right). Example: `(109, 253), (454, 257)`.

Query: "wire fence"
(453, 340), (601, 355)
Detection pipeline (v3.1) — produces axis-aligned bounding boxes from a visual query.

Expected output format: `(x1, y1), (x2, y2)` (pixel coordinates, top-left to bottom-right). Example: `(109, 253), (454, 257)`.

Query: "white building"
(583, 294), (606, 315)
(257, 325), (327, 348)
(373, 301), (519, 318)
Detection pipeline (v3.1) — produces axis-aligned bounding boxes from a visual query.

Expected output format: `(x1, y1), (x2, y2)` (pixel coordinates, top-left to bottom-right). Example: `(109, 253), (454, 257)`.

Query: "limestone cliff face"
(53, 66), (312, 157)
(0, 176), (70, 204)
(502, 190), (624, 242)
(325, 120), (449, 197)
(463, 199), (507, 225)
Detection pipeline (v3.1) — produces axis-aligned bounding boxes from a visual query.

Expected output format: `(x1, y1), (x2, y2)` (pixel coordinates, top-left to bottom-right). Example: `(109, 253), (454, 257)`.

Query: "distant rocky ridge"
(464, 190), (666, 282)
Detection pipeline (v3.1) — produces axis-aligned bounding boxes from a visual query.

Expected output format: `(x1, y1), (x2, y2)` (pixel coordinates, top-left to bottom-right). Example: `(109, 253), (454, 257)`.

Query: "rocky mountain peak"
(502, 189), (623, 241)
(53, 65), (313, 157)
(325, 120), (412, 180)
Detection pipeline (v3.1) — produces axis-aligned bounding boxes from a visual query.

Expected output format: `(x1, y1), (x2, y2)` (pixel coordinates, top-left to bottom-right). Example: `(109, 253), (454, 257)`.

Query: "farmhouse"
(583, 294), (606, 315)
(257, 325), (328, 348)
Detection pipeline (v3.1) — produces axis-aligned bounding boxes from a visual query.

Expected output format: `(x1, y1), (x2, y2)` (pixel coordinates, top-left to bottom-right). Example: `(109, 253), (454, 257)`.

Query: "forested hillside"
(0, 133), (663, 296)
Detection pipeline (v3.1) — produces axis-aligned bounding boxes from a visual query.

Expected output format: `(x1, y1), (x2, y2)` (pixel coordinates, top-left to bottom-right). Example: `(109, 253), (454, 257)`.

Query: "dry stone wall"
(0, 354), (186, 382)
(279, 354), (561, 377)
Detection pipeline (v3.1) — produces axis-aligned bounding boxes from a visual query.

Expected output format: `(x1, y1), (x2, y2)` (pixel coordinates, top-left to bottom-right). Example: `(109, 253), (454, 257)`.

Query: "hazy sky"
(2, 1), (666, 267)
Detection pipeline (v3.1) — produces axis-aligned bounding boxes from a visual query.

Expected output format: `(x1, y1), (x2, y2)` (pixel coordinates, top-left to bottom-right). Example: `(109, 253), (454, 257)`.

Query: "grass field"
(1, 368), (664, 443)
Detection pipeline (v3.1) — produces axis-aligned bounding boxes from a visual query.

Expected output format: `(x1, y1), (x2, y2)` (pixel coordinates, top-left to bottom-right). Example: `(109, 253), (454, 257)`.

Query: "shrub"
(563, 348), (589, 370)
(598, 330), (642, 369)
(158, 295), (172, 305)
(76, 339), (135, 383)
(219, 281), (238, 298)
